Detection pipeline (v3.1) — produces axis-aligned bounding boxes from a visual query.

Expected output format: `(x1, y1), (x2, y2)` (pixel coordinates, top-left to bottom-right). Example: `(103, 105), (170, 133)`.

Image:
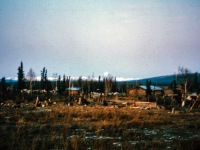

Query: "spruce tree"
(17, 61), (26, 91)
(171, 80), (177, 91)
(57, 75), (62, 94)
(98, 76), (102, 93)
(112, 77), (117, 92)
(0, 77), (7, 100)
(146, 80), (152, 101)
(193, 72), (199, 92)
(41, 67), (48, 91)
(62, 74), (66, 93)
(66, 76), (70, 96)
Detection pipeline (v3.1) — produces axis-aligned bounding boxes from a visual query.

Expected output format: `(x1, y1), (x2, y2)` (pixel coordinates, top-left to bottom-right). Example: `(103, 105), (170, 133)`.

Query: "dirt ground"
(1, 99), (200, 150)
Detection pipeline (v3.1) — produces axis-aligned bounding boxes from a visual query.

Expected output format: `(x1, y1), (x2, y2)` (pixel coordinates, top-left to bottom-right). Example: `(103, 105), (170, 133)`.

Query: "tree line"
(0, 61), (122, 101)
(0, 62), (199, 101)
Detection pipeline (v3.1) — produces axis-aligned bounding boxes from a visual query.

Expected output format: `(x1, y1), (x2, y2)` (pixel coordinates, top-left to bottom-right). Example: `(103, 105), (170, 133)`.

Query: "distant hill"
(123, 75), (175, 86)
(3, 73), (200, 86)
(127, 73), (200, 86)
(137, 75), (175, 85)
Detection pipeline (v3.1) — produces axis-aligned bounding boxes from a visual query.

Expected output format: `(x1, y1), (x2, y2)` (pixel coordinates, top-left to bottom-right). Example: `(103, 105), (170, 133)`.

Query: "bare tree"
(177, 66), (192, 107)
(178, 66), (190, 94)
(52, 73), (58, 91)
(27, 68), (36, 93)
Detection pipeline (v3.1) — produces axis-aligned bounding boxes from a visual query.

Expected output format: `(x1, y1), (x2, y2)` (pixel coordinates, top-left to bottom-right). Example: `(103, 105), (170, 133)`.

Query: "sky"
(0, 0), (200, 79)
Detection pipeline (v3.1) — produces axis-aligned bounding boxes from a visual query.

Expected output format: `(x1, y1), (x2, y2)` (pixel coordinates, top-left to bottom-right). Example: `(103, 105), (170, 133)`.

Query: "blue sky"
(0, 0), (200, 79)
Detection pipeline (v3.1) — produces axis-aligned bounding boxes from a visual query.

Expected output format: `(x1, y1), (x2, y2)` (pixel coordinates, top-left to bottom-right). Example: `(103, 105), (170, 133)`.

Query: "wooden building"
(129, 85), (164, 97)
(68, 87), (81, 96)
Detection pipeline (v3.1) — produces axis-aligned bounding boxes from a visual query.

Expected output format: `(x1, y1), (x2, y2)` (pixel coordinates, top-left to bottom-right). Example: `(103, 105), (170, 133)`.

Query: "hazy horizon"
(1, 0), (200, 79)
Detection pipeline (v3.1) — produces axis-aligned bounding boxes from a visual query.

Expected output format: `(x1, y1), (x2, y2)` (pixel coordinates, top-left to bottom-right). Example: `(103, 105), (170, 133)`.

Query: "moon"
(104, 72), (109, 76)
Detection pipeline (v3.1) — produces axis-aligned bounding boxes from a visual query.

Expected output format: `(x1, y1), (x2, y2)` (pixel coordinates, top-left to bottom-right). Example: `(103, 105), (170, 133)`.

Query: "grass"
(1, 102), (200, 149)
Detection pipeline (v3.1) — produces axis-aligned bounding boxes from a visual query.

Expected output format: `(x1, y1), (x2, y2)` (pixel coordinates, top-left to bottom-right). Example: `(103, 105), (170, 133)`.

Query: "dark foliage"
(17, 61), (26, 91)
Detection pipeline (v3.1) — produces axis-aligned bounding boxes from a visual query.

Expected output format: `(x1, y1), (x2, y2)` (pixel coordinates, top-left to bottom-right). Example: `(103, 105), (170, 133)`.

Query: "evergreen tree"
(17, 61), (26, 91)
(146, 80), (152, 101)
(57, 75), (62, 94)
(78, 76), (82, 88)
(84, 79), (88, 94)
(0, 77), (7, 100)
(33, 79), (40, 90)
(77, 76), (83, 95)
(47, 80), (53, 92)
(104, 77), (108, 96)
(121, 81), (128, 96)
(62, 74), (66, 93)
(41, 67), (48, 90)
(112, 77), (117, 92)
(87, 77), (91, 96)
(171, 80), (177, 91)
(100, 77), (105, 95)
(93, 80), (98, 92)
(90, 79), (94, 93)
(66, 76), (71, 96)
(193, 72), (199, 93)
(98, 76), (102, 93)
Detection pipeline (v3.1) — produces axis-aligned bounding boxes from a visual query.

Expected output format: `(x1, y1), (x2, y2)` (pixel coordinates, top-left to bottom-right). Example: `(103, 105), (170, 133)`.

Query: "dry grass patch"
(1, 103), (200, 149)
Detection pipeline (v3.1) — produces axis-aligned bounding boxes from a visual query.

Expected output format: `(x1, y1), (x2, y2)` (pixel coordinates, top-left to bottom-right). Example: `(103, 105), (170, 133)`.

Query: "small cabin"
(139, 85), (163, 95)
(129, 85), (164, 97)
(68, 87), (81, 95)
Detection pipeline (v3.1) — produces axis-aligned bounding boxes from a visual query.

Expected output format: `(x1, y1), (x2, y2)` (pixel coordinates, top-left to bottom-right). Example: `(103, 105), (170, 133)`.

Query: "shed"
(139, 85), (163, 95)
(68, 87), (81, 95)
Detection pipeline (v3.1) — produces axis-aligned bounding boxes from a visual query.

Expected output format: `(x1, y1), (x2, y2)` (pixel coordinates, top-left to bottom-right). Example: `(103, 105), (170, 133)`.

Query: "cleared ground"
(1, 99), (200, 150)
